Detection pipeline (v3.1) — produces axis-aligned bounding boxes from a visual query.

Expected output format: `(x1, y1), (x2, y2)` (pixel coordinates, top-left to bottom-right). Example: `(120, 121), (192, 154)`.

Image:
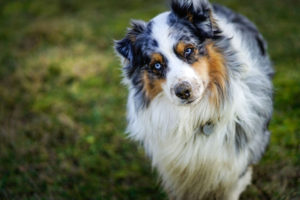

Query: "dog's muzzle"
(174, 81), (192, 100)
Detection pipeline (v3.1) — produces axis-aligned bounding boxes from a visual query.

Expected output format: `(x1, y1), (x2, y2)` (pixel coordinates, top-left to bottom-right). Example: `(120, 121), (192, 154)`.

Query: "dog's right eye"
(150, 62), (164, 75)
(149, 53), (165, 76)
(150, 62), (163, 71)
(153, 62), (162, 70)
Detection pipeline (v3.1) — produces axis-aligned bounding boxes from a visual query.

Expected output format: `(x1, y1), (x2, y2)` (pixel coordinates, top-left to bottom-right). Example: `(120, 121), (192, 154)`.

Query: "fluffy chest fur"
(126, 85), (251, 199)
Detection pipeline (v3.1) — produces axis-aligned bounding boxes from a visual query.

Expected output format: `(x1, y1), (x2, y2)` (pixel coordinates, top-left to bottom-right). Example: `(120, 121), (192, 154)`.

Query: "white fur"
(126, 85), (251, 199)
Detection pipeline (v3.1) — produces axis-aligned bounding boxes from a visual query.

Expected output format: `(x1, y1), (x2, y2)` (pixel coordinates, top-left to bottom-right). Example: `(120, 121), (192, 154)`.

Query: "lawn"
(0, 0), (299, 199)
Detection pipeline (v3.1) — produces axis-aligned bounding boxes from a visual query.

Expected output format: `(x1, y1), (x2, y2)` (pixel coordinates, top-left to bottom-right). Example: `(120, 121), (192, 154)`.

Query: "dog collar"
(201, 122), (214, 136)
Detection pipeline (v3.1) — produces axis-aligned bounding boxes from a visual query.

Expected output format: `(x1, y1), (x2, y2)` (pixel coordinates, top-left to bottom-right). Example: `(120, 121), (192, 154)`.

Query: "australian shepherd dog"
(115, 0), (273, 199)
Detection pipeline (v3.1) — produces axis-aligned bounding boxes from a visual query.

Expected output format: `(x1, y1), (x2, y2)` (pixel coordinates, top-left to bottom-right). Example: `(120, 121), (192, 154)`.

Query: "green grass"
(0, 0), (299, 199)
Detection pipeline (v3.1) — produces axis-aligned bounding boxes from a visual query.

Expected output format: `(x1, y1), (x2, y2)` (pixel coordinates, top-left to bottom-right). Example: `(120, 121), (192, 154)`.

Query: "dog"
(115, 0), (273, 199)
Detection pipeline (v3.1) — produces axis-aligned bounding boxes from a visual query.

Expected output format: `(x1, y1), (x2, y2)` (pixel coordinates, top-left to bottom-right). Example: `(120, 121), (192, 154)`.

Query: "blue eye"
(154, 62), (162, 70)
(184, 48), (194, 57)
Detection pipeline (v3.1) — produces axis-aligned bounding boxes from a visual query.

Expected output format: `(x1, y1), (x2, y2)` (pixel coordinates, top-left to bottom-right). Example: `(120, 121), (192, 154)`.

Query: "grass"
(0, 0), (299, 199)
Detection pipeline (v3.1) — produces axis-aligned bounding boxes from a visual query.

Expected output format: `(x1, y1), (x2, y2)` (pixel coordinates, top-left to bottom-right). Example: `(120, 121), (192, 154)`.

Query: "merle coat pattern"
(115, 0), (273, 199)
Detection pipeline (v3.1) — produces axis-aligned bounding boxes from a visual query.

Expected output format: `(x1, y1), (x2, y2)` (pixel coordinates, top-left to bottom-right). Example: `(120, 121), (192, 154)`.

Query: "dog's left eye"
(184, 48), (194, 58)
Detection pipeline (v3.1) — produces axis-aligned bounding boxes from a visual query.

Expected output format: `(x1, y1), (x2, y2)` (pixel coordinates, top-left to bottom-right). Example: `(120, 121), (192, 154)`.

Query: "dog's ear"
(171, 0), (215, 39)
(114, 20), (146, 63)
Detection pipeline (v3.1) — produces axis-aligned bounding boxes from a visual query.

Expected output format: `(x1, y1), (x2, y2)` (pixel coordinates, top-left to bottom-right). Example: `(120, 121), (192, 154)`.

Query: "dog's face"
(115, 0), (227, 108)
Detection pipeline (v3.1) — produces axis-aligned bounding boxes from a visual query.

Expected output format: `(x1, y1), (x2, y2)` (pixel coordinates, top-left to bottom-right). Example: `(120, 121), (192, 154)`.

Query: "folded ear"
(114, 20), (146, 63)
(171, 0), (216, 39)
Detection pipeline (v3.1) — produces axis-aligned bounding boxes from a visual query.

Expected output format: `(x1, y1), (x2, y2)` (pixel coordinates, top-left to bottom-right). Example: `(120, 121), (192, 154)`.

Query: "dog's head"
(115, 0), (227, 108)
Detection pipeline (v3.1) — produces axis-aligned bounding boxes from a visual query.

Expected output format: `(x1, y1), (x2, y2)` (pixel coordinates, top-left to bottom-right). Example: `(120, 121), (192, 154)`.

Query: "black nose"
(175, 82), (192, 100)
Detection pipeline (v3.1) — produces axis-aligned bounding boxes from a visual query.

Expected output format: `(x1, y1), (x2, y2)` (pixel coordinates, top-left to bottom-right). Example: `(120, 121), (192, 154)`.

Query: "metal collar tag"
(202, 122), (214, 136)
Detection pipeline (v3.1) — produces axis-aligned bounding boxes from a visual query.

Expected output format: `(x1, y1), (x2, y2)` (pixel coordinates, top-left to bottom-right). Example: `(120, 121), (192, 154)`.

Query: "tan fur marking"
(175, 41), (186, 57)
(150, 53), (164, 66)
(206, 43), (228, 108)
(187, 12), (194, 22)
(191, 58), (210, 85)
(143, 71), (165, 100)
(191, 42), (227, 108)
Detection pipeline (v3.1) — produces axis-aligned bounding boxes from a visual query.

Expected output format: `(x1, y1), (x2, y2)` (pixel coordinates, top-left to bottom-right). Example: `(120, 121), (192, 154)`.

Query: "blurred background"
(0, 0), (299, 199)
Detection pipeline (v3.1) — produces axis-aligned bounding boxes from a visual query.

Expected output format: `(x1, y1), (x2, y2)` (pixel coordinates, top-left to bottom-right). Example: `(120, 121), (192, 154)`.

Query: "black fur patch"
(256, 35), (266, 56)
(170, 0), (214, 40)
(235, 122), (249, 153)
